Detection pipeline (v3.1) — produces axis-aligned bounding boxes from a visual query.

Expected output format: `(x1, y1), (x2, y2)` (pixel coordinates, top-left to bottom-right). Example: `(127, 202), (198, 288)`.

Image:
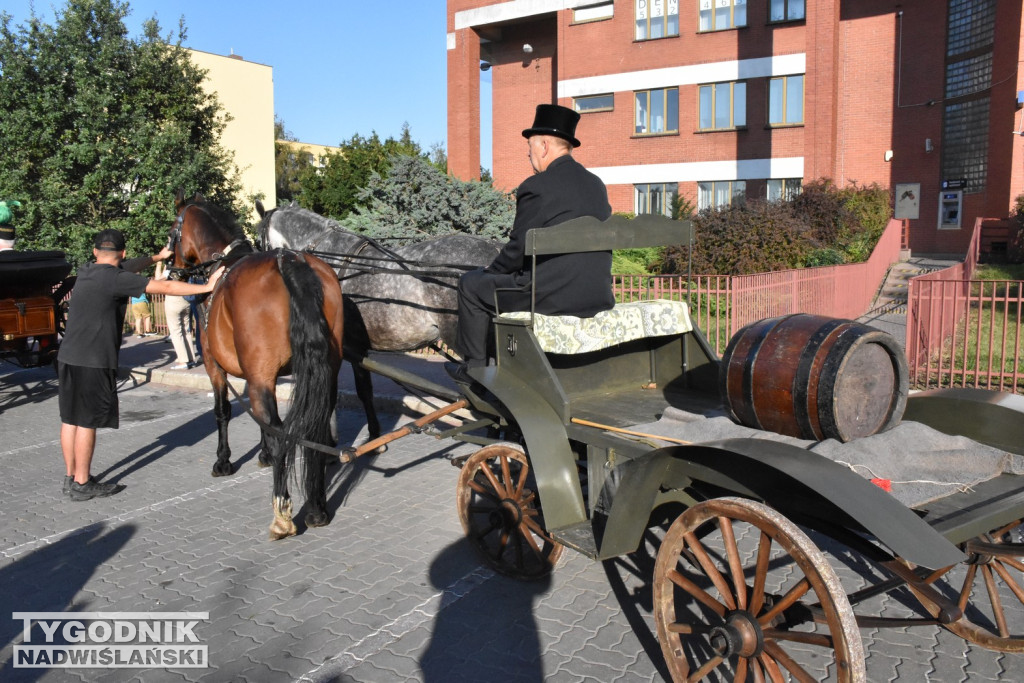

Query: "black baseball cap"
(94, 228), (126, 252)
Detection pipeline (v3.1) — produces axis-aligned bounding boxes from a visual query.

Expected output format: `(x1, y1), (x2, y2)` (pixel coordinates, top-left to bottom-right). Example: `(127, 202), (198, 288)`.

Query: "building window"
(574, 1), (615, 23)
(574, 93), (614, 113)
(635, 183), (678, 217)
(635, 88), (679, 135)
(767, 178), (802, 201)
(698, 181), (746, 210)
(698, 81), (746, 130)
(769, 0), (804, 22)
(768, 75), (804, 125)
(635, 0), (679, 40)
(699, 0), (747, 32)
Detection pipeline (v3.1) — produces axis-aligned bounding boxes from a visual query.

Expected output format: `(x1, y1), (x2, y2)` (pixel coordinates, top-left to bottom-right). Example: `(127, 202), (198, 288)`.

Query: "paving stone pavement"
(1, 338), (1023, 682)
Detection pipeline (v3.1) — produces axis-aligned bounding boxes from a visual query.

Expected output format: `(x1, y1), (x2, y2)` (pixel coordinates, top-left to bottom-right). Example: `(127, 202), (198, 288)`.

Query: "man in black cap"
(57, 228), (222, 501)
(451, 103), (613, 381)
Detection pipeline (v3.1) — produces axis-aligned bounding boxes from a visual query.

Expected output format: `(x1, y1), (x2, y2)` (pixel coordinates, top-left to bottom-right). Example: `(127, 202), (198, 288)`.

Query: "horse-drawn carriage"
(0, 250), (73, 367)
(175, 200), (1024, 681)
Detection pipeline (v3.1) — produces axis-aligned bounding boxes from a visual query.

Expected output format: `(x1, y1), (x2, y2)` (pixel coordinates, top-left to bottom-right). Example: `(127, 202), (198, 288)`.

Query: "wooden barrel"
(719, 314), (909, 442)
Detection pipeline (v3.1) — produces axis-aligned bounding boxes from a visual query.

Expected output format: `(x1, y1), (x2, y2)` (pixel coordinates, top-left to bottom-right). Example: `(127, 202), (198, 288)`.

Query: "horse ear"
(255, 200), (265, 218)
(193, 192), (205, 203)
(174, 188), (185, 209)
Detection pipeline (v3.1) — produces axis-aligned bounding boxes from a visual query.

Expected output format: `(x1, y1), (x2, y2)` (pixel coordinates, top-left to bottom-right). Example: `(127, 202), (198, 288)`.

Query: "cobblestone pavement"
(1, 341), (1022, 682)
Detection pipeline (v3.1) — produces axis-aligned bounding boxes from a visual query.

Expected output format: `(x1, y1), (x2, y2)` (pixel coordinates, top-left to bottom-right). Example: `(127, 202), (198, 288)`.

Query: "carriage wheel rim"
(456, 443), (563, 580)
(653, 496), (865, 682)
(928, 518), (1024, 653)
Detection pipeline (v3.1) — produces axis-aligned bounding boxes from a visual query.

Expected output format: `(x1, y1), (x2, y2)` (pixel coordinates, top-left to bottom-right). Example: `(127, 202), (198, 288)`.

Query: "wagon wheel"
(922, 518), (1024, 652)
(653, 497), (865, 682)
(456, 444), (563, 580)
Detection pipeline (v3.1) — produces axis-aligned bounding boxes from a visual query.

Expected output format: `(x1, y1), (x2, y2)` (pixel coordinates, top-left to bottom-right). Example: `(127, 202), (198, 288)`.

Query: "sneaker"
(68, 476), (124, 502)
(62, 475), (73, 496)
(136, 334), (145, 339)
(170, 364), (190, 371)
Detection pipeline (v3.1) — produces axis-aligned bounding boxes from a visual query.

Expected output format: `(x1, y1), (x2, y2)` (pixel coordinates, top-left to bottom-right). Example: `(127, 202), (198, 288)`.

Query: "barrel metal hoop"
(792, 318), (848, 440)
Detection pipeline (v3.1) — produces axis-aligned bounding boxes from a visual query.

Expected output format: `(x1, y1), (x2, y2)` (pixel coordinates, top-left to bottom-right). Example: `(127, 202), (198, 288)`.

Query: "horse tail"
(277, 251), (335, 497)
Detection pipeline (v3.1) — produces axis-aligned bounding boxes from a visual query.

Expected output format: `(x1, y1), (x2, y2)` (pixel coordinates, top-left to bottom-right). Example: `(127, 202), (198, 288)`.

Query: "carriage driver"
(449, 104), (614, 386)
(57, 228), (223, 501)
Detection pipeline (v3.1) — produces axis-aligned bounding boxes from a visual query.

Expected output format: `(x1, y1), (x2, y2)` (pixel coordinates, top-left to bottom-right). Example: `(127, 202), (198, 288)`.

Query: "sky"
(3, 1), (493, 165)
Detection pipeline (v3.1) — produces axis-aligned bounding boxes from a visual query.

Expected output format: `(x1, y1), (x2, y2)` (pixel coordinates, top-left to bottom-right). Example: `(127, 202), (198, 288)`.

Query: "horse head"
(168, 190), (241, 278)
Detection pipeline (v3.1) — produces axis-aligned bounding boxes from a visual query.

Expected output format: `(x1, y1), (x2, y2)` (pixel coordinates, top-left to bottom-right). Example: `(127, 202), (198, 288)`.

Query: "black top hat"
(0, 225), (14, 241)
(522, 104), (581, 148)
(93, 228), (126, 252)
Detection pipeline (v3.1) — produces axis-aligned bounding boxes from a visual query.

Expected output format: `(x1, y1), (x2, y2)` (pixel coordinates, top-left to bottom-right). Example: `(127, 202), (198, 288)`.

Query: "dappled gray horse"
(256, 202), (500, 444)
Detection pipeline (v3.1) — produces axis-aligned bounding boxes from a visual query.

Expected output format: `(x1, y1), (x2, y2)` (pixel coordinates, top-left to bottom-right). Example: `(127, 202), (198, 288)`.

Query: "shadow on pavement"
(421, 539), (550, 683)
(0, 524), (136, 682)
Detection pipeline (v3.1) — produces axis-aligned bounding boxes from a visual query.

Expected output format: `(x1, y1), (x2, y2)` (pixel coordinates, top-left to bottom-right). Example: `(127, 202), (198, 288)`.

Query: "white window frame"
(768, 74), (804, 126)
(699, 0), (747, 32)
(635, 182), (678, 217)
(635, 87), (679, 135)
(698, 180), (746, 210)
(698, 81), (747, 130)
(635, 0), (680, 40)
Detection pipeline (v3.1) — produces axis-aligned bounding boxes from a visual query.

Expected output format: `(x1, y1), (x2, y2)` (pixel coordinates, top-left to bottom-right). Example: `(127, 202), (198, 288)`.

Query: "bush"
(657, 179), (892, 275)
(613, 247), (662, 275)
(660, 201), (813, 275)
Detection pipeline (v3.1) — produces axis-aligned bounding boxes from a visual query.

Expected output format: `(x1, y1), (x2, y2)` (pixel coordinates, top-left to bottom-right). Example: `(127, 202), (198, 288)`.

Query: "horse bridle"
(166, 204), (251, 281)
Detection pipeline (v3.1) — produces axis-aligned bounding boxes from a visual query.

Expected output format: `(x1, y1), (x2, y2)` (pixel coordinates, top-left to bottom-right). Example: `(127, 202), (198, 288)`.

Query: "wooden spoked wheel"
(653, 497), (865, 682)
(456, 444), (563, 580)
(925, 518), (1024, 652)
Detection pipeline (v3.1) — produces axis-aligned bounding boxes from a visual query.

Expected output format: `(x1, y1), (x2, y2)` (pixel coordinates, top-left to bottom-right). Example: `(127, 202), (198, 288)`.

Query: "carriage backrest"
(508, 214), (694, 321)
(524, 213), (693, 257)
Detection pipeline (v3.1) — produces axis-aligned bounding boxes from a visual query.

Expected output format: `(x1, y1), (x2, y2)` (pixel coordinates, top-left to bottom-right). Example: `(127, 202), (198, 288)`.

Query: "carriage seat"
(499, 299), (692, 354)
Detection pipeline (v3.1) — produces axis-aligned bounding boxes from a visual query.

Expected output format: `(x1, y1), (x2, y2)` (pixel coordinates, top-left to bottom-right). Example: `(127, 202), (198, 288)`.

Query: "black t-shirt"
(57, 261), (150, 369)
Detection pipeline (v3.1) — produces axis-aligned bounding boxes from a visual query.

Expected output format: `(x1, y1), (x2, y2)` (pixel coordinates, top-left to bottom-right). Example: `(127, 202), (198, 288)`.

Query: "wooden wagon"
(304, 214), (1024, 681)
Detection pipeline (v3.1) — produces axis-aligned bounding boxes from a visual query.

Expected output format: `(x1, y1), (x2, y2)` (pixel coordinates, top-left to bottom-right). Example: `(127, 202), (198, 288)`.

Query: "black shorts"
(58, 362), (119, 429)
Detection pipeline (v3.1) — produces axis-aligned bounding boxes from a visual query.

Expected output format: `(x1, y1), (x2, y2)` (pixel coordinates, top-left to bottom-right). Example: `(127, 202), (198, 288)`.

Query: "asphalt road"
(1, 347), (1022, 682)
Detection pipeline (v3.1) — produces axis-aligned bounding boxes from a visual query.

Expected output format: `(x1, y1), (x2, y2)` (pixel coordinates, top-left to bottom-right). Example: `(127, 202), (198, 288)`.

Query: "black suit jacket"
(487, 154), (614, 317)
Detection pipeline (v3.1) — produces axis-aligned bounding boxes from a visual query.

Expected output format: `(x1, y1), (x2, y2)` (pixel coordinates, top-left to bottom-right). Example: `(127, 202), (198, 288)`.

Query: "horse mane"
(189, 200), (246, 242)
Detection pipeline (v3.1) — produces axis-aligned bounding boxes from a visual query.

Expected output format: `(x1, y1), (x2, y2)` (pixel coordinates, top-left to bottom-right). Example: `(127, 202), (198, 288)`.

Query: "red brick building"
(447, 0), (1024, 256)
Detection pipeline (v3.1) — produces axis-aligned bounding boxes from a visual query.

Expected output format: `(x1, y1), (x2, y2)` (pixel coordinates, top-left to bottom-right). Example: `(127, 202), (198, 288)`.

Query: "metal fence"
(613, 218), (904, 355)
(906, 217), (1024, 393)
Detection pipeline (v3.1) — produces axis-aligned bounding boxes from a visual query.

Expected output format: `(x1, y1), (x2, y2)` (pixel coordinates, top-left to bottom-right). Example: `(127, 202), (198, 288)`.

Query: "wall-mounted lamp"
(925, 138), (934, 153)
(523, 43), (533, 54)
(480, 61), (491, 72)
(883, 150), (894, 162)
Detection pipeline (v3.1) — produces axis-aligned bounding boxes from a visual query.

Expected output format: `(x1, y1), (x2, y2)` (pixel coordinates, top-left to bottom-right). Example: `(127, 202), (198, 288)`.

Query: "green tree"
(297, 123), (422, 220)
(342, 154), (514, 240)
(0, 0), (243, 267)
(274, 117), (314, 206)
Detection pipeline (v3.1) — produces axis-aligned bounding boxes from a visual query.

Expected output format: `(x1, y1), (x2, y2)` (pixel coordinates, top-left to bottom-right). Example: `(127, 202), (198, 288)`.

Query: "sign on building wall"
(894, 183), (920, 220)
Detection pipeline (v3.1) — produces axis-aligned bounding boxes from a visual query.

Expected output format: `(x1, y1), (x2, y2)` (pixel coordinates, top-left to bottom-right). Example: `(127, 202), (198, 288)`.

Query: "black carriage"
(0, 250), (73, 367)
(337, 214), (1024, 681)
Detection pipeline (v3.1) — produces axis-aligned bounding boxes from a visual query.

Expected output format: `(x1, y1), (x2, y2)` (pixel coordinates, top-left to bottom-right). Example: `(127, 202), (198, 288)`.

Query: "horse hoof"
(305, 511), (331, 528)
(211, 462), (234, 477)
(268, 521), (297, 540)
(257, 459), (273, 468)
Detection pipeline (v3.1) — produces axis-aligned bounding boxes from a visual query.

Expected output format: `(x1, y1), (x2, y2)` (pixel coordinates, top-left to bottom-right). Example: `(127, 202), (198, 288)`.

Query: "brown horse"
(168, 191), (344, 540)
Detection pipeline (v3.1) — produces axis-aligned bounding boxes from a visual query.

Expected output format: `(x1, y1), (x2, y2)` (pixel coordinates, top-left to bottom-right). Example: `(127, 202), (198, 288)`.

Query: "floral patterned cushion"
(500, 299), (693, 354)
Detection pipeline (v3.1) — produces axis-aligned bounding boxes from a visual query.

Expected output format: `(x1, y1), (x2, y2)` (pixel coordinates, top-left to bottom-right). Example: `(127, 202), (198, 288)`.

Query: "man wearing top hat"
(450, 103), (613, 382)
